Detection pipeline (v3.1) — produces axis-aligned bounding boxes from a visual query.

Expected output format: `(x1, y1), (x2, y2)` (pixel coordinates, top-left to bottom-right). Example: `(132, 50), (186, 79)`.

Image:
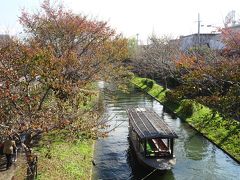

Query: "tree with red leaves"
(220, 27), (240, 58)
(172, 36), (240, 120)
(0, 0), (130, 147)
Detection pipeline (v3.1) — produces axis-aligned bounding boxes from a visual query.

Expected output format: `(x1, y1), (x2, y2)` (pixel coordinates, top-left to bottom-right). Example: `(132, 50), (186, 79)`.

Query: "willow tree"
(0, 0), (130, 145)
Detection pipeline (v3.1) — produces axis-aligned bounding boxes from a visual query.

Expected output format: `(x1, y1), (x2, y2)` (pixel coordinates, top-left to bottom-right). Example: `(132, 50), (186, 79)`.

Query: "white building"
(179, 33), (224, 52)
(179, 24), (240, 52)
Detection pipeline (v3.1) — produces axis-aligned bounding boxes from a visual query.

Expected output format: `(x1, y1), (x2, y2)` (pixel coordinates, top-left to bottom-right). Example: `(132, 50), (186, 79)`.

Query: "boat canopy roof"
(127, 107), (178, 139)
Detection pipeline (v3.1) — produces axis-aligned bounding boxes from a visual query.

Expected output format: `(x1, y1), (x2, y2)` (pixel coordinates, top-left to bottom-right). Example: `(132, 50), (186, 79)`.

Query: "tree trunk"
(164, 78), (167, 90)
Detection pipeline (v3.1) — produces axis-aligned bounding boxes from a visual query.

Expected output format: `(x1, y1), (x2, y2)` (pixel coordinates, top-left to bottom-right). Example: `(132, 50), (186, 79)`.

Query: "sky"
(1, 0), (240, 43)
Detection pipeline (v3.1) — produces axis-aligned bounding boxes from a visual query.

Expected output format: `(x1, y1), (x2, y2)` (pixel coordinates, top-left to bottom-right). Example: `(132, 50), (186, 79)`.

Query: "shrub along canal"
(92, 83), (240, 180)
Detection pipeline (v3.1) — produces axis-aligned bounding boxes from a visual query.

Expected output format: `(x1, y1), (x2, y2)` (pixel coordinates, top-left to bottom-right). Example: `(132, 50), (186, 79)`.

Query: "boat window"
(145, 138), (171, 157)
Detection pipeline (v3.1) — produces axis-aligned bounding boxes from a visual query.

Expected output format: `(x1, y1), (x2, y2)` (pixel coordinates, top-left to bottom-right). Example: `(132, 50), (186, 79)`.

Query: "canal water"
(92, 83), (240, 180)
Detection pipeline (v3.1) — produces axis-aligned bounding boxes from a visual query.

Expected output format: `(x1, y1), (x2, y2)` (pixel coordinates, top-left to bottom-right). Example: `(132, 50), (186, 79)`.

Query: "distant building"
(179, 33), (224, 52)
(179, 24), (240, 52)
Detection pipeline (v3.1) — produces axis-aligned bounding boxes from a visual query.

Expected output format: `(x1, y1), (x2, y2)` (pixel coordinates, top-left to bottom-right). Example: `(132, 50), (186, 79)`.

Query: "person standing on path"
(3, 136), (16, 170)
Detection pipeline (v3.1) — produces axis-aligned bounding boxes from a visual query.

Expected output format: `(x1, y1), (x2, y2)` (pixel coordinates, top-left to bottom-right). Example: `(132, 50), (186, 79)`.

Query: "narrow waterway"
(92, 83), (240, 180)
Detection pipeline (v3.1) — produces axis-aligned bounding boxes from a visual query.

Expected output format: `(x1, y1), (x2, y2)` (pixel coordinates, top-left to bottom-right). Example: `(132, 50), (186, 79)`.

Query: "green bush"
(179, 100), (194, 118)
(165, 91), (182, 103)
(141, 78), (148, 85)
(141, 78), (155, 88)
(146, 80), (154, 88)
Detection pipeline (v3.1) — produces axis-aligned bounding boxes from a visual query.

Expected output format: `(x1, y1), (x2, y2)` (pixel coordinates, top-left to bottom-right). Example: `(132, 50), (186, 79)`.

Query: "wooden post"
(170, 139), (174, 157)
(144, 138), (147, 157)
(138, 136), (140, 150)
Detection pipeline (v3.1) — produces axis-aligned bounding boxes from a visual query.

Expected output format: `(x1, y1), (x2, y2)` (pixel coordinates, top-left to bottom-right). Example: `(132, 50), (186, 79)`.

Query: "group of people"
(0, 136), (17, 170)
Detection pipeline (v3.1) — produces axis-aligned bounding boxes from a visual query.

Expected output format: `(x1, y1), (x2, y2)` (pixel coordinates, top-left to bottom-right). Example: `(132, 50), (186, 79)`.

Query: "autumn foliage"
(132, 36), (180, 89)
(220, 27), (240, 57)
(176, 55), (240, 120)
(0, 0), (130, 143)
(173, 28), (240, 120)
(132, 32), (240, 120)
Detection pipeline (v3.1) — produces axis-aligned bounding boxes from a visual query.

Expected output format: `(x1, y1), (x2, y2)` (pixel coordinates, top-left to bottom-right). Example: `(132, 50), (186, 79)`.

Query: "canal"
(92, 83), (240, 180)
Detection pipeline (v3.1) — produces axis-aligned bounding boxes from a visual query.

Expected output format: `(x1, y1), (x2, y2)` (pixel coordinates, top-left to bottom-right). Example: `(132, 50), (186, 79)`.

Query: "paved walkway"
(0, 154), (24, 180)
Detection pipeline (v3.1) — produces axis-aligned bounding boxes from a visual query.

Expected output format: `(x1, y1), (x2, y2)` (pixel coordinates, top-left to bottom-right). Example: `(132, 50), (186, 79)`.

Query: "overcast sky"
(1, 0), (240, 42)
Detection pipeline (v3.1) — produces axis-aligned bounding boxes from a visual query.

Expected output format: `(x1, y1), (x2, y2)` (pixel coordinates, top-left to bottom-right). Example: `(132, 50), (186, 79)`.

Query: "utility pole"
(197, 13), (201, 45)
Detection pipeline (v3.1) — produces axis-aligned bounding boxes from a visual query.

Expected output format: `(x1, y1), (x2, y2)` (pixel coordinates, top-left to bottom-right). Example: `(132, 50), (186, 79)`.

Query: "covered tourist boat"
(126, 107), (178, 170)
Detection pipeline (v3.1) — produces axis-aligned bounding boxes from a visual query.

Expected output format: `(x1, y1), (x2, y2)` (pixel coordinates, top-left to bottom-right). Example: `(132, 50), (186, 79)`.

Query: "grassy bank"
(15, 132), (94, 180)
(132, 77), (240, 162)
(35, 131), (94, 180)
(33, 86), (100, 179)
(15, 84), (100, 179)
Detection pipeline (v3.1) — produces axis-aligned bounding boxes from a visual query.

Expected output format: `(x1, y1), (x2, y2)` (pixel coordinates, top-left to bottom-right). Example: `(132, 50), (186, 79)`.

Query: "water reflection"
(126, 137), (149, 179)
(162, 106), (177, 119)
(184, 134), (208, 161)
